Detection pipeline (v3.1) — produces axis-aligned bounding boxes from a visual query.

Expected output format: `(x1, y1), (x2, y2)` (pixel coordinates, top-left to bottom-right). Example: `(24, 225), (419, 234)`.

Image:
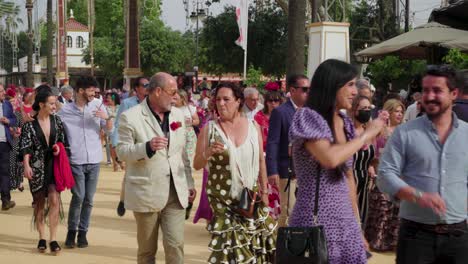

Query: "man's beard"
(424, 100), (451, 119)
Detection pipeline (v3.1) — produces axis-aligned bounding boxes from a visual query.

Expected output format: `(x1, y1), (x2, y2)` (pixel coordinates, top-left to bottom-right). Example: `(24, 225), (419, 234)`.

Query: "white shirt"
(179, 105), (196, 120)
(242, 103), (264, 120)
(404, 102), (419, 122)
(200, 98), (209, 109)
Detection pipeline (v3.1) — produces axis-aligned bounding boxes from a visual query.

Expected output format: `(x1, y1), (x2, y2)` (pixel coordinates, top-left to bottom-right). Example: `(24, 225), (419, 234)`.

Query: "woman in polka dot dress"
(288, 59), (387, 264)
(194, 83), (277, 264)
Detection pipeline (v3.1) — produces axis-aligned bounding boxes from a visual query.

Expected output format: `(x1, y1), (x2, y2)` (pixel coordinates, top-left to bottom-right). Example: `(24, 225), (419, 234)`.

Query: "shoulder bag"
(275, 165), (328, 263)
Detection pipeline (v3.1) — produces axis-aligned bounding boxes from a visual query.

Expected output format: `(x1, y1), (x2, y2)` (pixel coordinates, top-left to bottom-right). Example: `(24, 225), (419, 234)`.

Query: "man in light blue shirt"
(378, 65), (468, 264)
(112, 77), (148, 217)
(58, 76), (108, 249)
(111, 77), (148, 147)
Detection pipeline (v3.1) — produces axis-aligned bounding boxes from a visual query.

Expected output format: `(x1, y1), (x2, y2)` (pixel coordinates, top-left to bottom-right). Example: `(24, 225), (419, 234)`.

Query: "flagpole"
(243, 49), (247, 80)
(243, 0), (248, 80)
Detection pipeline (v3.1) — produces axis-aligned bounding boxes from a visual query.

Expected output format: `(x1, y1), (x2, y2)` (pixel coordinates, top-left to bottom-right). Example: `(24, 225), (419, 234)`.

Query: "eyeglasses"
(162, 88), (177, 97)
(294, 86), (309, 93)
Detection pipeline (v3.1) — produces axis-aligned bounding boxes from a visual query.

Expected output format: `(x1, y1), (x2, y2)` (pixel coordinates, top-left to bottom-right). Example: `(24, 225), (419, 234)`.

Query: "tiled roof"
(66, 18), (89, 32)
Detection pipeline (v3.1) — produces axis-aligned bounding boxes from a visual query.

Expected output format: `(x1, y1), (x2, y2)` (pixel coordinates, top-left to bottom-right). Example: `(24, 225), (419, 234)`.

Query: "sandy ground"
(0, 162), (395, 264)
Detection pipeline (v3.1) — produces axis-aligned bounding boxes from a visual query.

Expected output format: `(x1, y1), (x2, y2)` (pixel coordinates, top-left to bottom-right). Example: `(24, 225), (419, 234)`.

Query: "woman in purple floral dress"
(288, 59), (387, 263)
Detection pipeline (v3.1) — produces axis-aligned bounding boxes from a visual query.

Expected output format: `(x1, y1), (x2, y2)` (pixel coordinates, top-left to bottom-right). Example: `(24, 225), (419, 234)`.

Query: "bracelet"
(413, 189), (423, 203)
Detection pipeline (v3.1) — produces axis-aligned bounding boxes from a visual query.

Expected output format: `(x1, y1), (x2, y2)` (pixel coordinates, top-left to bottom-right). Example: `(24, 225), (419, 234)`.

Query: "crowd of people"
(0, 60), (467, 264)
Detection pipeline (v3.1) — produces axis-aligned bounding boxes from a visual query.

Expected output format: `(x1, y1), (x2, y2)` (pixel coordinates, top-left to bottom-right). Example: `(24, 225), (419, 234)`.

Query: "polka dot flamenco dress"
(206, 121), (277, 264)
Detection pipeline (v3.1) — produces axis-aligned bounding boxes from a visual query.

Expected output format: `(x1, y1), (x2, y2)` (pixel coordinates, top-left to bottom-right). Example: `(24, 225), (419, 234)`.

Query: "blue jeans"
(68, 164), (100, 232)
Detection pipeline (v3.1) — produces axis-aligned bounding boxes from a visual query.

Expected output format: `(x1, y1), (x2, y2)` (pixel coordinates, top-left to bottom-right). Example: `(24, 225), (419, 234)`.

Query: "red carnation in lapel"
(170, 121), (182, 131)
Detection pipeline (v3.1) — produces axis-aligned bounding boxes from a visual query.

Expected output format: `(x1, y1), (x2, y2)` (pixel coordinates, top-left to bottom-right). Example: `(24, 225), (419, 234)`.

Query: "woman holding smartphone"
(288, 59), (387, 263)
(193, 83), (276, 263)
(365, 99), (406, 252)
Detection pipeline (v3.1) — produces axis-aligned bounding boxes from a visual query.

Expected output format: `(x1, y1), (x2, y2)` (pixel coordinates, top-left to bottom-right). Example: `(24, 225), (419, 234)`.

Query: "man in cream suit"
(117, 72), (195, 264)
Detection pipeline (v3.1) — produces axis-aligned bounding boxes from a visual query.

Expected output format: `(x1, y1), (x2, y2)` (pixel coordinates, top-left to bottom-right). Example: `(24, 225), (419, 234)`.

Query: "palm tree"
(1, 1), (23, 72)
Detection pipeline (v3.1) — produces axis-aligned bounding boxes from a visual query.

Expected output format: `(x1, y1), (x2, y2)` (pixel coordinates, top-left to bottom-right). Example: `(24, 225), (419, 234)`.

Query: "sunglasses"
(268, 99), (281, 103)
(140, 83), (149, 88)
(294, 86), (309, 93)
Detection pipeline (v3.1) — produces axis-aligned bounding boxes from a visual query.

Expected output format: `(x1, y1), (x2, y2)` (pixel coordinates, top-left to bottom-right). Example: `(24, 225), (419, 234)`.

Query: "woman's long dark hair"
(32, 90), (54, 112)
(306, 59), (358, 138)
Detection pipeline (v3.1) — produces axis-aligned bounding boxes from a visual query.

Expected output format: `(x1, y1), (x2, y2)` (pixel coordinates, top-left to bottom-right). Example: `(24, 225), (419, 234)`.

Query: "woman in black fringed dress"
(20, 90), (69, 255)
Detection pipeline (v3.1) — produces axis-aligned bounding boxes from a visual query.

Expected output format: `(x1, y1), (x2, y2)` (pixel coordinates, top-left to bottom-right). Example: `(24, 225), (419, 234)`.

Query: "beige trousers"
(133, 181), (185, 264)
(278, 178), (297, 227)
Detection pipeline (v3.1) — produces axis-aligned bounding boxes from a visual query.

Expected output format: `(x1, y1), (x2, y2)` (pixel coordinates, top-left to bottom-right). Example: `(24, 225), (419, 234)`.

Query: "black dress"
(352, 144), (375, 227)
(33, 118), (56, 190)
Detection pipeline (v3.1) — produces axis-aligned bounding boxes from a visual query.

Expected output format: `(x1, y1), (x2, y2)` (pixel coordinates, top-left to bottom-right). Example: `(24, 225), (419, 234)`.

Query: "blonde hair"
(383, 99), (406, 114)
(177, 89), (188, 106)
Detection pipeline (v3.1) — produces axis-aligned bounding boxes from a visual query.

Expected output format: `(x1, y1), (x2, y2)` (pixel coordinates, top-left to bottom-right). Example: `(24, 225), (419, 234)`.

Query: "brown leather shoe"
(2, 200), (16, 211)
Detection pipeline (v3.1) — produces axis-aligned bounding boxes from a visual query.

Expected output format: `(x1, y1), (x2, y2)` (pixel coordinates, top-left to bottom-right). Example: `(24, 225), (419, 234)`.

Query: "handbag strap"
(313, 164), (320, 225)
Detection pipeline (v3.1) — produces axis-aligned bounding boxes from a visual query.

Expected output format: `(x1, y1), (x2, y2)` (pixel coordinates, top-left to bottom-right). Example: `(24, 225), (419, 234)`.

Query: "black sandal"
(37, 239), (47, 253)
(49, 241), (61, 255)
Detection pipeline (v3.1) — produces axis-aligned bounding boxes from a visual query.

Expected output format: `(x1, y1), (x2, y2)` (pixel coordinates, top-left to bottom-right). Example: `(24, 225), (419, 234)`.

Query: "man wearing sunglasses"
(112, 77), (149, 216)
(266, 74), (309, 227)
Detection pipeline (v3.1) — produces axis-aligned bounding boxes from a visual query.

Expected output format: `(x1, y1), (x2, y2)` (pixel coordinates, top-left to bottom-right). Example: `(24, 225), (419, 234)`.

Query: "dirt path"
(0, 164), (395, 263)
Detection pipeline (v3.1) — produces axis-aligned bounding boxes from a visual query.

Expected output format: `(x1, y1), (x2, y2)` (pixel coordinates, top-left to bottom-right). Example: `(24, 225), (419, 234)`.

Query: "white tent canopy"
(355, 22), (468, 59)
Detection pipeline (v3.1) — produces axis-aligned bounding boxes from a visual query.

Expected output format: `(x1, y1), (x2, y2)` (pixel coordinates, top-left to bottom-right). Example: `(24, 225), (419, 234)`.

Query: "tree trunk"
(47, 0), (54, 84)
(286, 0), (306, 78)
(26, 0), (34, 87)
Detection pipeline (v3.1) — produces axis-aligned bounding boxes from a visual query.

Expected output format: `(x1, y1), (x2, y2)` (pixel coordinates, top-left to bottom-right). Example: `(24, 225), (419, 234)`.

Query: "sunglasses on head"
(294, 86), (309, 93)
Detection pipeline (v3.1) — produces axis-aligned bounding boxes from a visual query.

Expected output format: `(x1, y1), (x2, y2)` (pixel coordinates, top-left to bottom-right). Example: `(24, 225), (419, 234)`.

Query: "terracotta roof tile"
(66, 18), (89, 32)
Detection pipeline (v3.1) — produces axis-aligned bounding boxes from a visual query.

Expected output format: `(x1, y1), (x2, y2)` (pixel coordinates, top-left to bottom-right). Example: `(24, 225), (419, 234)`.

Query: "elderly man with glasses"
(116, 72), (195, 264)
(242, 87), (264, 120)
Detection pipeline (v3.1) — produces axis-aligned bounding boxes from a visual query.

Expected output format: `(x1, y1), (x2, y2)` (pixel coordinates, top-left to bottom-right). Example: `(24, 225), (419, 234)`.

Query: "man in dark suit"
(0, 84), (17, 210)
(266, 74), (309, 227)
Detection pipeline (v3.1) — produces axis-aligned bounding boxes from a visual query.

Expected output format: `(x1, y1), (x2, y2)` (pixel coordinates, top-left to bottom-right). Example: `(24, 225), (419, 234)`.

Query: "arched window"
(66, 36), (73, 48)
(76, 36), (84, 48)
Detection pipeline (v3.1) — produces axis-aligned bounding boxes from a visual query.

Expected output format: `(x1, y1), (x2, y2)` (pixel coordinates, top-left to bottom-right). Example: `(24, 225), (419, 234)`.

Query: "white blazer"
(116, 98), (194, 212)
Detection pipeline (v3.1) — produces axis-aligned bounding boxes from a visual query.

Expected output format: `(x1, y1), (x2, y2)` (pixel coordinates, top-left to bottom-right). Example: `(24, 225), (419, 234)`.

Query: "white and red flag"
(235, 0), (248, 50)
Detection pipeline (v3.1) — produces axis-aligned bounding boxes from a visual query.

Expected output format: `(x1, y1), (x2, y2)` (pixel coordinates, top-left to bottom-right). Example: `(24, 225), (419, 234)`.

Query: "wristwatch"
(413, 189), (423, 203)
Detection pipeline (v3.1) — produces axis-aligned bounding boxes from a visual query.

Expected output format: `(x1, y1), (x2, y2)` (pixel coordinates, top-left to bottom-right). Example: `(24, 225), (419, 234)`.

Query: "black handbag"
(276, 165), (329, 264)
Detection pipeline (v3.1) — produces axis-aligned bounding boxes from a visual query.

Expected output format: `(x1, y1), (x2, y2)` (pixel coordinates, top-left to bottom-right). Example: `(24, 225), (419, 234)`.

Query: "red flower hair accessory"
(264, 82), (280, 91)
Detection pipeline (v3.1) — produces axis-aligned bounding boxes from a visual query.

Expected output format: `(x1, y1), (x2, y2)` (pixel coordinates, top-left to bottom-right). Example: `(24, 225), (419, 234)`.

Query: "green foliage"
(442, 49), (468, 70)
(77, 0), (191, 80)
(350, 0), (401, 55)
(81, 0), (125, 79)
(1, 31), (28, 72)
(67, 0), (88, 25)
(199, 6), (243, 75)
(366, 55), (426, 92)
(139, 19), (195, 75)
(244, 65), (266, 89)
(200, 4), (287, 77)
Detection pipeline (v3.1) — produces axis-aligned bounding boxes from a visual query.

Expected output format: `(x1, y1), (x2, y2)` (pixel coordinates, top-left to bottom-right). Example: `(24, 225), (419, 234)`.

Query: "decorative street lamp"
(26, 0), (34, 87)
(186, 0), (210, 93)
